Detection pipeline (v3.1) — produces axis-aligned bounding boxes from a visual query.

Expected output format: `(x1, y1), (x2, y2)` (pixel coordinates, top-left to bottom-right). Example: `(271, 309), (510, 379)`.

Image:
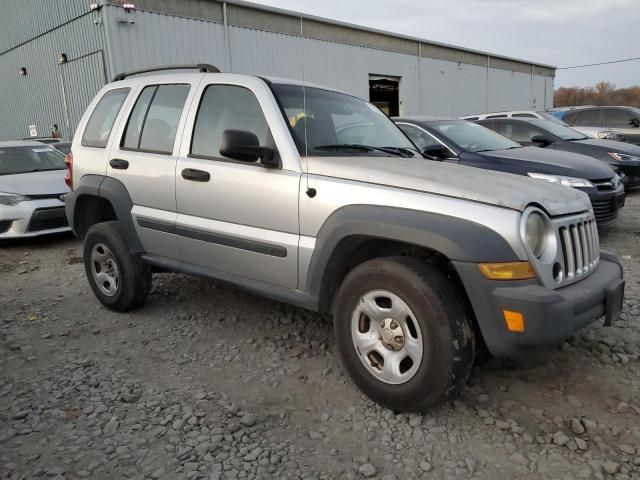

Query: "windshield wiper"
(314, 144), (411, 157)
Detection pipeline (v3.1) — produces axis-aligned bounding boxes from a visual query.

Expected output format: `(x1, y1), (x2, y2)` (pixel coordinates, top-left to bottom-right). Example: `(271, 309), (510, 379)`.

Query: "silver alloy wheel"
(351, 290), (423, 385)
(90, 243), (120, 297)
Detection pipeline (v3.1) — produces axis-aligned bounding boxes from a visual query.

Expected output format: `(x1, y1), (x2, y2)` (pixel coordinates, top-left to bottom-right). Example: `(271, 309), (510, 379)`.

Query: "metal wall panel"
(0, 13), (107, 141)
(109, 0), (224, 22)
(419, 59), (488, 116)
(0, 0), (91, 53)
(228, 27), (421, 115)
(488, 69), (533, 112)
(104, 7), (227, 77)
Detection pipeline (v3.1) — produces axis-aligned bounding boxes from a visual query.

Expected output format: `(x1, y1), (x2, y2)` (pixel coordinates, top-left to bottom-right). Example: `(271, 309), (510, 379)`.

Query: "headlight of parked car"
(521, 208), (556, 261)
(608, 152), (640, 163)
(0, 192), (28, 206)
(527, 173), (594, 188)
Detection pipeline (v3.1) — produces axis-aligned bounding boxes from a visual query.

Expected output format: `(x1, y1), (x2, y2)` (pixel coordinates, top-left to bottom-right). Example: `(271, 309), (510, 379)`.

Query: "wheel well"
(73, 195), (117, 238)
(318, 237), (452, 313)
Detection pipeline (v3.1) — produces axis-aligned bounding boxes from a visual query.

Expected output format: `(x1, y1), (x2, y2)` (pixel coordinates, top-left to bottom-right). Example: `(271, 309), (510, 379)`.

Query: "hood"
(0, 169), (68, 196)
(306, 155), (590, 216)
(573, 138), (640, 156)
(481, 146), (615, 180)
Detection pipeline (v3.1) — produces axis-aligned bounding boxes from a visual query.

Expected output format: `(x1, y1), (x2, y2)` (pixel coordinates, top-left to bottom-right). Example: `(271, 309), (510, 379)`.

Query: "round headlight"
(525, 212), (546, 258)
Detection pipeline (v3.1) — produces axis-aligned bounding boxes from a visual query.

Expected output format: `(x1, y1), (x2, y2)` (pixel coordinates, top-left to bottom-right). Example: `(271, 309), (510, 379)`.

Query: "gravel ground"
(1, 193), (639, 480)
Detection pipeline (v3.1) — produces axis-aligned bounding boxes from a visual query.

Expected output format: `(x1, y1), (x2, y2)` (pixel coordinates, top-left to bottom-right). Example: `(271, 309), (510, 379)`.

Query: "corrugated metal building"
(0, 0), (556, 141)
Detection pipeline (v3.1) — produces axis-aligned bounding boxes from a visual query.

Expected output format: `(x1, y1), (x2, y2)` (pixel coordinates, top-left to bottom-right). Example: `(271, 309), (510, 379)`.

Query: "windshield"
(536, 111), (570, 126)
(429, 120), (521, 152)
(526, 118), (588, 140)
(0, 146), (66, 175)
(270, 84), (418, 157)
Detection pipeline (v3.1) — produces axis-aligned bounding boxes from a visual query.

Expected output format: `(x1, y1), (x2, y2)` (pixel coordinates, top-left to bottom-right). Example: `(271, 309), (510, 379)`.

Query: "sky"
(254, 0), (640, 89)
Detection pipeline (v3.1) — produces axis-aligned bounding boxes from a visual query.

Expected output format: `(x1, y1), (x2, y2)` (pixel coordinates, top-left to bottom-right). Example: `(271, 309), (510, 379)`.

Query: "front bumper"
(0, 198), (70, 239)
(454, 252), (624, 360)
(578, 184), (625, 227)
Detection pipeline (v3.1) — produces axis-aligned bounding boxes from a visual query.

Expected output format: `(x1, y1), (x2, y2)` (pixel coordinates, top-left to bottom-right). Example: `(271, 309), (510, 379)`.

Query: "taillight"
(64, 152), (73, 190)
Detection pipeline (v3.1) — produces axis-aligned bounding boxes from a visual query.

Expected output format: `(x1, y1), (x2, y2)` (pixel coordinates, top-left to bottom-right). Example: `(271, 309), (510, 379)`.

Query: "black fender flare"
(65, 175), (144, 253)
(305, 205), (520, 305)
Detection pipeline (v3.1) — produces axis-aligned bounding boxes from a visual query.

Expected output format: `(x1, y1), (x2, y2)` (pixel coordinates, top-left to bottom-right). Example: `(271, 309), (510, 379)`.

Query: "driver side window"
(191, 84), (270, 160)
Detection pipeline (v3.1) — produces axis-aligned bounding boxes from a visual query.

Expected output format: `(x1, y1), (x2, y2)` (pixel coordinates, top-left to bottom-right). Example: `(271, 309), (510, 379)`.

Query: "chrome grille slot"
(555, 215), (600, 287)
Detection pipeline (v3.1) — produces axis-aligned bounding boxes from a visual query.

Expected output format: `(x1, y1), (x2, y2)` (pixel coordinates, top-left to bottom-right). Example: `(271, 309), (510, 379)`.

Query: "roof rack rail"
(112, 64), (221, 82)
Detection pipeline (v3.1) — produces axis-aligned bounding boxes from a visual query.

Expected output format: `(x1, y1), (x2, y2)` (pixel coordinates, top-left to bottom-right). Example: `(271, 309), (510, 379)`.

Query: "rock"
(566, 395), (583, 408)
(358, 463), (377, 477)
(553, 431), (570, 446)
(571, 418), (585, 435)
(575, 438), (588, 451)
(509, 453), (529, 466)
(602, 461), (619, 475)
(420, 461), (433, 472)
(120, 387), (142, 403)
(11, 411), (29, 420)
(104, 417), (119, 434)
(240, 414), (257, 427)
(309, 430), (323, 440)
(619, 444), (635, 455)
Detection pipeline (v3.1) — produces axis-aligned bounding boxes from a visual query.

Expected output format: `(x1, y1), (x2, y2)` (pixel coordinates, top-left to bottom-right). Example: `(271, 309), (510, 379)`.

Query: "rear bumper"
(0, 199), (70, 239)
(454, 252), (624, 360)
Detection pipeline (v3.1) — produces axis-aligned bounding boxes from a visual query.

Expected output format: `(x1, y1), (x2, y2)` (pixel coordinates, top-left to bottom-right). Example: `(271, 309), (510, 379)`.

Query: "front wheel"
(334, 257), (475, 412)
(83, 221), (151, 312)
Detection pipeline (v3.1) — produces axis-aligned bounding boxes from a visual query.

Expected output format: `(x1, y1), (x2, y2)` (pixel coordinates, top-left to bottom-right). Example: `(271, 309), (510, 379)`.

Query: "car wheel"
(334, 256), (475, 412)
(83, 221), (151, 312)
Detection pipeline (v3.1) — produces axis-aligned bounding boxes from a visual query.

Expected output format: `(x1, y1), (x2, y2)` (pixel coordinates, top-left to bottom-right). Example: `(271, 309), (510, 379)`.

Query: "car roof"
(393, 116), (458, 123)
(0, 140), (54, 147)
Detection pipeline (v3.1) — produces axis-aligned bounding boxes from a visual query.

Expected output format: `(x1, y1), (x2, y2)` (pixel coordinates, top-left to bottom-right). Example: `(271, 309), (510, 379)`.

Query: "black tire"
(334, 256), (475, 412)
(83, 221), (151, 312)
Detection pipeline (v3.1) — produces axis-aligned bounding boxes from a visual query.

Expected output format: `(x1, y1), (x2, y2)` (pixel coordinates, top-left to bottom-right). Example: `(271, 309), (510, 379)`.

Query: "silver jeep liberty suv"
(65, 64), (624, 412)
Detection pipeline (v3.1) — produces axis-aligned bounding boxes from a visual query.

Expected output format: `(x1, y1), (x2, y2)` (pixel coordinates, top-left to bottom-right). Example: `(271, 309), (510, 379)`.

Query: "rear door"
(602, 108), (640, 144)
(107, 78), (197, 259)
(175, 76), (300, 289)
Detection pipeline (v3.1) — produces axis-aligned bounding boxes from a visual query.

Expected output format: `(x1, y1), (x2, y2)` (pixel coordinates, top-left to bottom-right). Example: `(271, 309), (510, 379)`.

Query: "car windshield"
(270, 83), (419, 157)
(536, 111), (570, 126)
(0, 145), (66, 175)
(429, 120), (521, 152)
(526, 118), (588, 140)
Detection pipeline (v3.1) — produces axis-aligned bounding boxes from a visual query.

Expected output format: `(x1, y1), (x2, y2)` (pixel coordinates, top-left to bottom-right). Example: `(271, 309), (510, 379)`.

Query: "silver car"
(0, 140), (70, 239)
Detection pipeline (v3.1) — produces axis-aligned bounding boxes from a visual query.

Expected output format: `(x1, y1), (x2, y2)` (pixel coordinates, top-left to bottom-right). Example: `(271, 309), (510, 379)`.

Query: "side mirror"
(629, 118), (640, 128)
(531, 134), (553, 147)
(219, 129), (280, 168)
(421, 144), (449, 160)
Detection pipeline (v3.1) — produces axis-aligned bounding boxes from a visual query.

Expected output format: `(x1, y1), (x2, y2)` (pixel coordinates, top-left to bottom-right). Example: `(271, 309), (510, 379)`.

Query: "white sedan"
(0, 140), (70, 239)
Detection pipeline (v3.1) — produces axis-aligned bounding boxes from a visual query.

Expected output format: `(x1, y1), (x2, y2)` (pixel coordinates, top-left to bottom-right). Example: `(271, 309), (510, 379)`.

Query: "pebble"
(358, 463), (377, 477)
(509, 453), (529, 466)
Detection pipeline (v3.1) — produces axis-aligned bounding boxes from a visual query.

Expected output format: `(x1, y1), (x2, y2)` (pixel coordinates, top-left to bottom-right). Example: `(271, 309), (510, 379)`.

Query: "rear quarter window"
(81, 88), (130, 148)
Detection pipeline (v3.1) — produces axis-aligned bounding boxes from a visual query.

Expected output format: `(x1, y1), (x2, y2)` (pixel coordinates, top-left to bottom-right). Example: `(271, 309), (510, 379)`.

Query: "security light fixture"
(19, 67), (27, 76)
(122, 3), (135, 11)
(89, 2), (103, 11)
(58, 53), (68, 64)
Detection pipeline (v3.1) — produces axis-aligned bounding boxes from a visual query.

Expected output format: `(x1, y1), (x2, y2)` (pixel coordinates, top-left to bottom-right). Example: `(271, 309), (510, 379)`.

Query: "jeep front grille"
(556, 217), (599, 284)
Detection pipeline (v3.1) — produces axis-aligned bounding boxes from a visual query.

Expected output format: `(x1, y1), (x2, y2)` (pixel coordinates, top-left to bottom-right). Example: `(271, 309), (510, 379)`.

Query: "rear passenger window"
(81, 88), (130, 148)
(512, 113), (536, 118)
(191, 85), (269, 160)
(574, 110), (600, 126)
(603, 109), (634, 127)
(122, 84), (189, 154)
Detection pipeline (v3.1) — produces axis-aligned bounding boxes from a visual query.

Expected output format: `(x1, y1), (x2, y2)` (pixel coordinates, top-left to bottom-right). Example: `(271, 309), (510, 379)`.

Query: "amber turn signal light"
(478, 262), (536, 281)
(503, 310), (525, 333)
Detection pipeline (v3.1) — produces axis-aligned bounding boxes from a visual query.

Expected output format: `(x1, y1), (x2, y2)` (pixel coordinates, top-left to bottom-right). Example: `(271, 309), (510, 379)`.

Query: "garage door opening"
(369, 75), (400, 116)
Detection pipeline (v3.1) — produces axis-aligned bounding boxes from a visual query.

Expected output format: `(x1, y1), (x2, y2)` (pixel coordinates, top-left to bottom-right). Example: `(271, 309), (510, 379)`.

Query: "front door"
(175, 78), (300, 289)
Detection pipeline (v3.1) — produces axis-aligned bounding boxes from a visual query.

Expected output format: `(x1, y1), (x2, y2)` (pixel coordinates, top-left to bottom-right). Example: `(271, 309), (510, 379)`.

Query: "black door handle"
(109, 158), (129, 169)
(181, 168), (210, 182)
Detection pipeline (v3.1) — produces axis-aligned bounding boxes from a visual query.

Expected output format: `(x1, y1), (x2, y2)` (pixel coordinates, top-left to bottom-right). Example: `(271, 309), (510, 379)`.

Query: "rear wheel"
(83, 221), (151, 312)
(334, 257), (475, 411)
